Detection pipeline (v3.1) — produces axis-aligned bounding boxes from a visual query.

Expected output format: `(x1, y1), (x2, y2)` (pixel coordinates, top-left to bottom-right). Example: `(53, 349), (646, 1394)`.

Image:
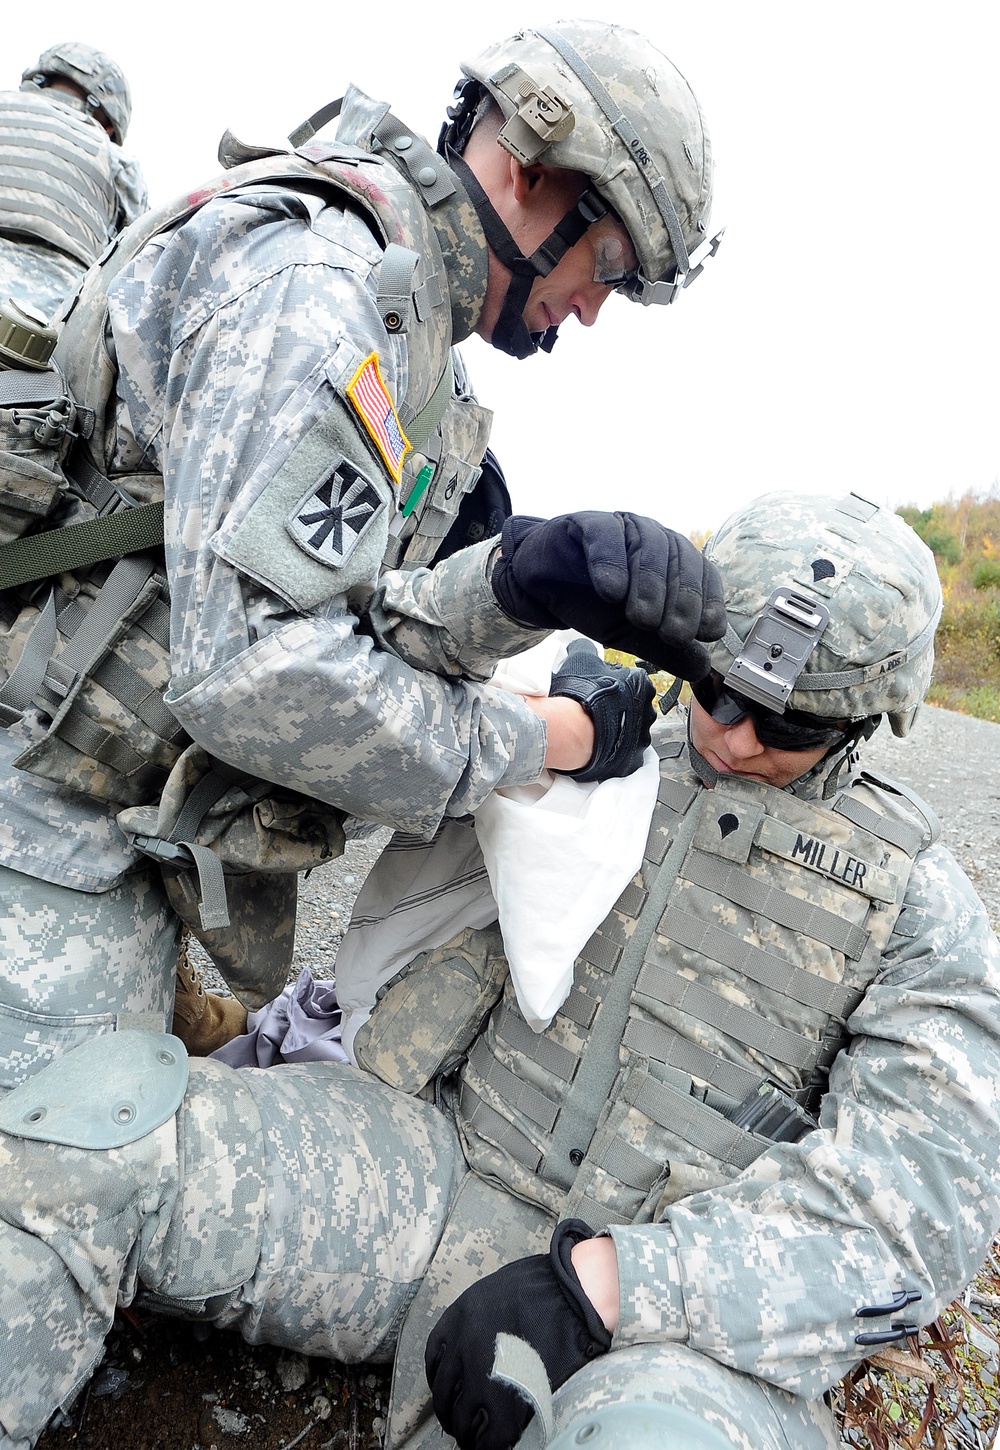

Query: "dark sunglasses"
(691, 672), (851, 752)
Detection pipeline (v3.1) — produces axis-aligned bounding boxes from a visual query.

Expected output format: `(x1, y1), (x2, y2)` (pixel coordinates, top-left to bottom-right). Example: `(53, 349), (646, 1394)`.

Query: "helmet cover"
(703, 492), (942, 736)
(22, 42), (132, 143)
(460, 20), (717, 299)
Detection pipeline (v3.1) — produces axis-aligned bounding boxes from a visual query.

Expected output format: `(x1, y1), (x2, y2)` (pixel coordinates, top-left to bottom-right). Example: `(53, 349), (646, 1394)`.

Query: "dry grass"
(832, 1254), (1000, 1449)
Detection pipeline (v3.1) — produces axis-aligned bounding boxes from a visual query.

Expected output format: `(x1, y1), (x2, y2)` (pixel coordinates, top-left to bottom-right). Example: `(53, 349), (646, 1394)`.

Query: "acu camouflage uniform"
(0, 82), (146, 317)
(1, 706), (998, 1450)
(0, 84), (551, 1087)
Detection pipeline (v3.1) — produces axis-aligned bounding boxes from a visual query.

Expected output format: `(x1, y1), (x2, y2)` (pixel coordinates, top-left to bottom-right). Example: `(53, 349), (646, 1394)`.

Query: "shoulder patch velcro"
(287, 458), (384, 568)
(345, 351), (410, 484)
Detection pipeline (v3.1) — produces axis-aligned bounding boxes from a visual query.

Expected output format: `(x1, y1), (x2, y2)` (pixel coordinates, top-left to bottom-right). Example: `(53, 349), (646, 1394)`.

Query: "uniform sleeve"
(110, 149), (148, 228)
(608, 843), (1000, 1398)
(366, 540), (549, 681)
(108, 190), (547, 838)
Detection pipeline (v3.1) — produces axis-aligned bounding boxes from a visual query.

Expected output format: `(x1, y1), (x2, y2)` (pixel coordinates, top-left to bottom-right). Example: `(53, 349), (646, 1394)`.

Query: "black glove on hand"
(549, 640), (656, 783)
(425, 1220), (610, 1450)
(491, 511), (727, 680)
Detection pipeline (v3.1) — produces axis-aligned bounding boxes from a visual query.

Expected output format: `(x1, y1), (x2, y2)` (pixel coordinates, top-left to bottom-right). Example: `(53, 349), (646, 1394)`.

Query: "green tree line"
(897, 489), (1000, 722)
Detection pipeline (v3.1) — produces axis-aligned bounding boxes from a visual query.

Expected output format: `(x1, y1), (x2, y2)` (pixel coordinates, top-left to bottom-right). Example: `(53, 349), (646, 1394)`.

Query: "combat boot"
(172, 935), (248, 1056)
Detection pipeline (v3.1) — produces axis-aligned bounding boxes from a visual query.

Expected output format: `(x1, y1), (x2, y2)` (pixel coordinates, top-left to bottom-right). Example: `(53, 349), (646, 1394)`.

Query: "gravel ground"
(35, 704), (1000, 1450)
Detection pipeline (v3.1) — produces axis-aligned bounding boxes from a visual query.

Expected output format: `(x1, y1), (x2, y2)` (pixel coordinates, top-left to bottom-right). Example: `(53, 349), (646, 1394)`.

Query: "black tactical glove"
(491, 511), (727, 680)
(549, 639), (656, 783)
(426, 1220), (610, 1450)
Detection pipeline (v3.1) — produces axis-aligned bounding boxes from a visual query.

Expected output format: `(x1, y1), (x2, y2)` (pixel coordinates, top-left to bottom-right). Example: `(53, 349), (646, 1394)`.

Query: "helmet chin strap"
(816, 716), (881, 799)
(686, 708), (722, 788)
(445, 146), (607, 359)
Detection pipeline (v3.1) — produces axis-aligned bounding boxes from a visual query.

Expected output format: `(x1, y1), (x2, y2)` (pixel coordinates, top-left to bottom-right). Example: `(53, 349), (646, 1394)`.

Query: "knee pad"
(0, 1029), (188, 1148)
(541, 1343), (836, 1450)
(547, 1400), (737, 1449)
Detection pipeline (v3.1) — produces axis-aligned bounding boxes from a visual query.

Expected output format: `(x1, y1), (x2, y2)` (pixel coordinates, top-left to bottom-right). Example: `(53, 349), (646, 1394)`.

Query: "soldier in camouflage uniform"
(0, 42), (147, 317)
(2, 491), (999, 1450)
(0, 23), (723, 1075)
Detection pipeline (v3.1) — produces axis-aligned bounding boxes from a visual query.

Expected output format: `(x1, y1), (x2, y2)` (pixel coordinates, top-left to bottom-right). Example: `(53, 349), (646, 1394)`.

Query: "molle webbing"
(678, 851), (869, 961)
(621, 1016), (766, 1102)
(636, 960), (822, 1071)
(0, 553), (164, 726)
(537, 803), (704, 1192)
(658, 895), (862, 1008)
(0, 95), (118, 265)
(459, 1076), (544, 1174)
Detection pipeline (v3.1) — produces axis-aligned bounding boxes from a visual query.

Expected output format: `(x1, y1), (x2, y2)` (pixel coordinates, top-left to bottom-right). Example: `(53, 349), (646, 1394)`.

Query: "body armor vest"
(0, 91), (119, 267)
(0, 126), (489, 809)
(447, 720), (931, 1231)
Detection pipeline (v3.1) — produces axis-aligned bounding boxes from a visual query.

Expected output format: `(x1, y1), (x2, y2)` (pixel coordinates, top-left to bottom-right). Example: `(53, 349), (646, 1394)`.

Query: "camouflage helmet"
(22, 42), (132, 144)
(457, 21), (718, 304)
(703, 491), (942, 737)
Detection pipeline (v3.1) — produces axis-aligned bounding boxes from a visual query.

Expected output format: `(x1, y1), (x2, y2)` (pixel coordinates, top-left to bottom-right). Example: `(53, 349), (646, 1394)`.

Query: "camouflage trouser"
(0, 862), (180, 1094)
(0, 1047), (837, 1450)
(0, 1055), (466, 1449)
(385, 1173), (839, 1450)
(533, 1343), (839, 1450)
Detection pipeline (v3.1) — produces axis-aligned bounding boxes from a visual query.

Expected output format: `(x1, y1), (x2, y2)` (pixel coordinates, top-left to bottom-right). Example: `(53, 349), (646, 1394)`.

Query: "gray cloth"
(212, 968), (349, 1067)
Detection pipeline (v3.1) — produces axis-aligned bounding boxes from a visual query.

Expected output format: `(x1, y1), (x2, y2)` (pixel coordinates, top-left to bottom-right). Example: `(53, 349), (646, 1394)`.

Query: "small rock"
(276, 1352), (309, 1392)
(215, 1407), (252, 1435)
(967, 1320), (995, 1357)
(312, 1394), (332, 1420)
(92, 1364), (131, 1400)
(199, 1404), (252, 1438)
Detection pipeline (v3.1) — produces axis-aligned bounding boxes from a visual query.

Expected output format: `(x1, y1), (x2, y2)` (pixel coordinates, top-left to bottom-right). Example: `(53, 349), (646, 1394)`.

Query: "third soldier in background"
(0, 42), (147, 318)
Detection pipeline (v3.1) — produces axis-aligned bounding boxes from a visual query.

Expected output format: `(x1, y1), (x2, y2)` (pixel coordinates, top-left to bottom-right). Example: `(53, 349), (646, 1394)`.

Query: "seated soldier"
(2, 490), (998, 1450)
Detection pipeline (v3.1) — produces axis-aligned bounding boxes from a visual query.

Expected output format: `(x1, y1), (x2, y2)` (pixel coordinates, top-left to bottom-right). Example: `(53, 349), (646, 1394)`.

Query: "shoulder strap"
(0, 501), (164, 590)
(834, 768), (941, 852)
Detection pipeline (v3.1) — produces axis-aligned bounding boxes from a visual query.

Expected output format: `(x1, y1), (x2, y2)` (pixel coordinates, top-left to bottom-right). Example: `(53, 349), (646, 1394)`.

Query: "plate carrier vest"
(0, 89), (121, 267)
(368, 719), (935, 1231)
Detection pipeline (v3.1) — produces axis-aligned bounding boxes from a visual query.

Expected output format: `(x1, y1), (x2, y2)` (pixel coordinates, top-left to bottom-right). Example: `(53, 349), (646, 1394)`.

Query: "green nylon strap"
(0, 347), (451, 591)
(403, 353), (454, 452)
(0, 502), (165, 590)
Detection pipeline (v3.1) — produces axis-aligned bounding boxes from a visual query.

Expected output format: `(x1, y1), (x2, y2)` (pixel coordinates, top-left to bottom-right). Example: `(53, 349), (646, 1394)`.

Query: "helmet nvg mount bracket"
(440, 21), (723, 358)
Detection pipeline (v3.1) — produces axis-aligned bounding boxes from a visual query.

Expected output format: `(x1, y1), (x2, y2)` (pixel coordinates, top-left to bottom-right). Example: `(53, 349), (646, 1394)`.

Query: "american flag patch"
(345, 352), (410, 485)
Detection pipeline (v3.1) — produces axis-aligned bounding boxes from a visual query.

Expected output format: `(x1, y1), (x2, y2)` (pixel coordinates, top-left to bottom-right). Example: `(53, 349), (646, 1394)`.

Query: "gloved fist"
(549, 640), (655, 783)
(491, 511), (727, 680)
(425, 1220), (610, 1450)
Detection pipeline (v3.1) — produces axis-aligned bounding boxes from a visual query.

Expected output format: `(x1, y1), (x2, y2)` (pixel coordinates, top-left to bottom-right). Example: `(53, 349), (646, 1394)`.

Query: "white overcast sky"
(8, 2), (999, 537)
